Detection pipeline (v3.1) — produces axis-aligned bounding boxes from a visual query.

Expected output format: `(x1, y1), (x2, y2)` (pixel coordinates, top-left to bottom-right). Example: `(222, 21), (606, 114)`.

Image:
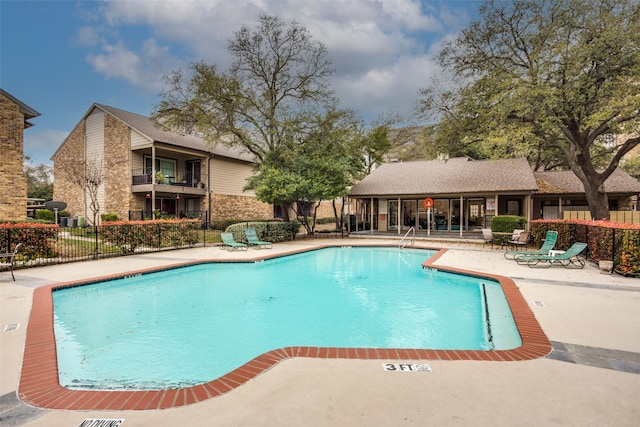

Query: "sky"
(1, 0), (481, 166)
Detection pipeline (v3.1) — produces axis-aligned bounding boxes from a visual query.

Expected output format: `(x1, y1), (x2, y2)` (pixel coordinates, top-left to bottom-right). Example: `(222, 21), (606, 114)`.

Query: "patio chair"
(506, 230), (558, 260)
(521, 242), (588, 268)
(220, 233), (248, 251)
(499, 229), (524, 247)
(0, 243), (22, 281)
(505, 231), (529, 250)
(244, 227), (273, 249)
(481, 228), (494, 248)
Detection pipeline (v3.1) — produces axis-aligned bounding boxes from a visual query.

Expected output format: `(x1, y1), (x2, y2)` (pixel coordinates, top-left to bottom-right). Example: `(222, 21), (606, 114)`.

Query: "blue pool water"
(53, 247), (521, 390)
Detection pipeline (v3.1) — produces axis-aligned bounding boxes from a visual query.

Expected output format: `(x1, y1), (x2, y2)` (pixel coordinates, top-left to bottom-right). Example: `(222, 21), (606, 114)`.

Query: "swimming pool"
(52, 246), (521, 390)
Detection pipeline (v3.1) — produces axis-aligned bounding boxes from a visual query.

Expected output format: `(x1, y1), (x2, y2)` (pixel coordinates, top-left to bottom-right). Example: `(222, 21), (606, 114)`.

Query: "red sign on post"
(423, 197), (434, 208)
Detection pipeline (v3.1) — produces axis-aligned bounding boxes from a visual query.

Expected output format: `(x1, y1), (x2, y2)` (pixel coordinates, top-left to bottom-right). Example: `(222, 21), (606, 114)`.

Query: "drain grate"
(4, 323), (19, 332)
(78, 419), (124, 427)
(533, 300), (545, 307)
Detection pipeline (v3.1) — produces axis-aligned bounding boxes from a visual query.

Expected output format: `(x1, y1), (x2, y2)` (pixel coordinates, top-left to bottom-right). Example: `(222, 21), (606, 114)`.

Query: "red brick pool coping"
(19, 245), (551, 410)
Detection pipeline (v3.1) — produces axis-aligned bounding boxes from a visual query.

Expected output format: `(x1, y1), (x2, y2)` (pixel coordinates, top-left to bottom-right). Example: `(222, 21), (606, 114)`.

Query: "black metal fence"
(0, 221), (221, 270)
(128, 210), (208, 223)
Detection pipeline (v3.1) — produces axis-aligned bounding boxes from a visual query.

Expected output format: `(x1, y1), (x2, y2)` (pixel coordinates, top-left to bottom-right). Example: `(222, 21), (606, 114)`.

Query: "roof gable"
(52, 103), (255, 163)
(534, 169), (640, 194)
(350, 157), (538, 196)
(1, 88), (40, 128)
(95, 104), (254, 162)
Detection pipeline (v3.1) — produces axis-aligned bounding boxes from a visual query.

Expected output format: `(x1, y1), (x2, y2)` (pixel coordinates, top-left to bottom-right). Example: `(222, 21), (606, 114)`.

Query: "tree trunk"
(583, 182), (610, 220)
(280, 202), (291, 222)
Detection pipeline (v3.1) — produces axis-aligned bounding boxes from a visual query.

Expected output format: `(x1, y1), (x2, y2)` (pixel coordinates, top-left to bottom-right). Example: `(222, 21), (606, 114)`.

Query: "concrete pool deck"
(1, 238), (639, 426)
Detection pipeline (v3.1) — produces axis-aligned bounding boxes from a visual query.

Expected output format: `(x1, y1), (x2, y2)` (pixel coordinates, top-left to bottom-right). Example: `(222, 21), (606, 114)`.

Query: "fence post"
(612, 228), (616, 271)
(94, 225), (99, 258)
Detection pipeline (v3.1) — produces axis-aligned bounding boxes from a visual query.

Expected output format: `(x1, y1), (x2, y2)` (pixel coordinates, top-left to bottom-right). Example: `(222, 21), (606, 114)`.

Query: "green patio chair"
(521, 242), (588, 268)
(506, 230), (558, 260)
(220, 233), (248, 251)
(244, 227), (273, 249)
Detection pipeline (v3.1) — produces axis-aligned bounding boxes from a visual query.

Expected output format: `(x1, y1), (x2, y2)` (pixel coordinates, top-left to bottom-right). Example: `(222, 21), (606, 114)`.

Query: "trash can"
(77, 215), (85, 227)
(60, 217), (69, 228)
(68, 218), (77, 228)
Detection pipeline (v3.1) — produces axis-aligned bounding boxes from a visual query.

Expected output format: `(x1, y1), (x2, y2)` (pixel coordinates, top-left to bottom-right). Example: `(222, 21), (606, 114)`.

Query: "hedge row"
(225, 221), (300, 243)
(530, 219), (640, 277)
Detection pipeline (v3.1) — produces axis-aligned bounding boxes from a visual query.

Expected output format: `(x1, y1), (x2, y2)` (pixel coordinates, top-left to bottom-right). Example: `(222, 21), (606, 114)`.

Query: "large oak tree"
(153, 16), (337, 220)
(419, 0), (640, 220)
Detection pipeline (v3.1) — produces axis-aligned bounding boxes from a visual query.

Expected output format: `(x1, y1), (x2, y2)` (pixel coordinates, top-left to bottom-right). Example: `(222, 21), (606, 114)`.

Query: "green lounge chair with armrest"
(518, 242), (588, 268)
(244, 227), (273, 249)
(505, 230), (558, 260)
(220, 233), (248, 251)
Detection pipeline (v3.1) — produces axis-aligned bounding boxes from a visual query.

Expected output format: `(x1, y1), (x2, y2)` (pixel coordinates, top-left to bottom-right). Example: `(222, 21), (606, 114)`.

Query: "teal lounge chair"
(506, 230), (558, 260)
(244, 227), (273, 249)
(220, 233), (248, 251)
(521, 242), (588, 268)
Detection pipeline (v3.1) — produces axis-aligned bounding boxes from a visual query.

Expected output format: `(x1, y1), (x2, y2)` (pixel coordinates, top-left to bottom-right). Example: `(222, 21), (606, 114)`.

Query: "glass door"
(402, 200), (418, 231)
(388, 200), (398, 230)
(433, 199), (449, 230)
(186, 160), (201, 187)
(450, 199), (461, 230)
(468, 199), (485, 229)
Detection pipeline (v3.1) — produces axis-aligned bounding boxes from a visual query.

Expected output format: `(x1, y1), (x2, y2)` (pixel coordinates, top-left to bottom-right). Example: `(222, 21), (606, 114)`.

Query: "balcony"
(131, 168), (208, 196)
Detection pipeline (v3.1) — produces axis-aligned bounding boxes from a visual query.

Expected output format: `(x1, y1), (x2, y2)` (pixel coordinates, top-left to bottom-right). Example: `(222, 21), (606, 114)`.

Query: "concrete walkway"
(1, 238), (639, 426)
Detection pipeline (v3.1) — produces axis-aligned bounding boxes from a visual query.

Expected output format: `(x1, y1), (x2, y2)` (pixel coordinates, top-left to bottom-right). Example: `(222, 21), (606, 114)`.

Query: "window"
(507, 200), (520, 216)
(144, 156), (176, 182)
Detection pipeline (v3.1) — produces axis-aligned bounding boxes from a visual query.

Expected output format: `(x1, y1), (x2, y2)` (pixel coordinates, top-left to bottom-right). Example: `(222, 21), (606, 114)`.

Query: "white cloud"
(24, 130), (69, 165)
(86, 38), (180, 92)
(81, 0), (475, 120)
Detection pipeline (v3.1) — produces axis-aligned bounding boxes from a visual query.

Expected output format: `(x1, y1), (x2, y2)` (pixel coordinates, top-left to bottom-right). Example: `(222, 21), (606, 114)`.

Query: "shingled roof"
(350, 157), (538, 196)
(95, 104), (254, 162)
(534, 169), (640, 194)
(1, 88), (40, 128)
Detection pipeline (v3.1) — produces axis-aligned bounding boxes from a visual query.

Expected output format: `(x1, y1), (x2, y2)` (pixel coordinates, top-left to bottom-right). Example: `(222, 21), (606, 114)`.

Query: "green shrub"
(101, 213), (119, 222)
(0, 222), (59, 258)
(491, 215), (527, 233)
(315, 217), (335, 225)
(225, 221), (300, 243)
(99, 219), (201, 253)
(36, 209), (70, 223)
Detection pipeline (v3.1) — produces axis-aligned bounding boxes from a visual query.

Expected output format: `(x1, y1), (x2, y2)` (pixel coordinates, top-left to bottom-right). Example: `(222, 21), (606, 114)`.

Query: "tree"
(245, 109), (365, 233)
(65, 157), (105, 226)
(153, 16), (337, 220)
(418, 0), (640, 219)
(23, 156), (53, 200)
(621, 153), (640, 180)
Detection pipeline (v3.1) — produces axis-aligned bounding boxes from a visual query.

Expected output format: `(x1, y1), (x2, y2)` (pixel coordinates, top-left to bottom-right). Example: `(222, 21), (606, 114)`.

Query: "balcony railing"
(131, 168), (207, 189)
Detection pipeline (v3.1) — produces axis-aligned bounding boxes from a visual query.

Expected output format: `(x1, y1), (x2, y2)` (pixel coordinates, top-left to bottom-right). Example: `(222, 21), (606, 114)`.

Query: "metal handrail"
(399, 226), (416, 248)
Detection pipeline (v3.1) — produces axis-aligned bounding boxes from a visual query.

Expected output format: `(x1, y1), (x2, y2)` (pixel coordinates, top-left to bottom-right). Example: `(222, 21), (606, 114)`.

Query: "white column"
(460, 195), (464, 237)
(397, 197), (401, 235)
(370, 197), (374, 235)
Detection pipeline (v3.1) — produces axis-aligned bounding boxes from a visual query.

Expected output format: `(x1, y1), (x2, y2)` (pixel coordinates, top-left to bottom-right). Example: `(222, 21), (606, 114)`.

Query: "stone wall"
(52, 120), (86, 220)
(103, 114), (132, 220)
(314, 199), (346, 219)
(210, 194), (273, 220)
(0, 93), (28, 221)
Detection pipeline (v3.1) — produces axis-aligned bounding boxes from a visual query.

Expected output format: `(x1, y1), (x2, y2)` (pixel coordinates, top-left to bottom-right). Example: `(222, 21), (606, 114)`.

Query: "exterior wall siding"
(130, 129), (150, 150)
(85, 110), (105, 223)
(0, 93), (28, 220)
(210, 158), (254, 196)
